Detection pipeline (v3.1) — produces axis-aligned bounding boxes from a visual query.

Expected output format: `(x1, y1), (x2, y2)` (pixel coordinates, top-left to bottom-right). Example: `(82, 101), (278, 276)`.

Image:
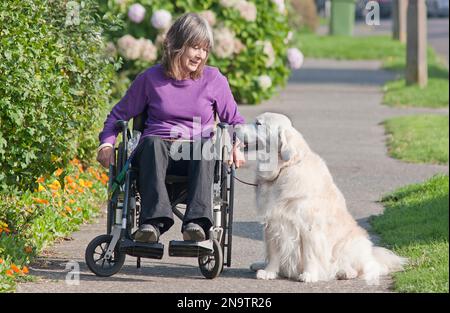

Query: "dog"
(234, 112), (407, 283)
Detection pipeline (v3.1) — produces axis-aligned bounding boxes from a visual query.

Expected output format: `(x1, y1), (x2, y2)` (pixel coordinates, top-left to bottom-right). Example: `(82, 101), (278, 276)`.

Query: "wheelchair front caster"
(198, 239), (223, 279)
(85, 234), (126, 277)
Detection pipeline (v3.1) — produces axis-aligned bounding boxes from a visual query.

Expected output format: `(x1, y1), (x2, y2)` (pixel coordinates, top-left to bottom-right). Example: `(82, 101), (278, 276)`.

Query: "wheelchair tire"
(198, 239), (223, 279)
(85, 234), (126, 277)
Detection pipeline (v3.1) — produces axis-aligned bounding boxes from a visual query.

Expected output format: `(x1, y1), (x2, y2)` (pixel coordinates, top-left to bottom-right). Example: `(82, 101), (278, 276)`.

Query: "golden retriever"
(234, 112), (407, 284)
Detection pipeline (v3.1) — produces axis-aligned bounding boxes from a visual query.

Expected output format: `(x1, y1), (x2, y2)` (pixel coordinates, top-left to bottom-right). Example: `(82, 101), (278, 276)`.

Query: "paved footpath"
(17, 59), (448, 293)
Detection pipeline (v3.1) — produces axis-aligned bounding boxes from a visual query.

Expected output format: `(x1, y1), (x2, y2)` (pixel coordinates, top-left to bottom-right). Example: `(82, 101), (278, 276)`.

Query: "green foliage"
(371, 175), (449, 292)
(0, 161), (106, 292)
(99, 0), (292, 104)
(384, 115), (449, 165)
(0, 0), (118, 192)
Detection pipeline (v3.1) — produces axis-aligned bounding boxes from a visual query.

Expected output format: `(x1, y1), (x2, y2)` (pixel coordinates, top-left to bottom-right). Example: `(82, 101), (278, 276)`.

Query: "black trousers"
(131, 136), (214, 235)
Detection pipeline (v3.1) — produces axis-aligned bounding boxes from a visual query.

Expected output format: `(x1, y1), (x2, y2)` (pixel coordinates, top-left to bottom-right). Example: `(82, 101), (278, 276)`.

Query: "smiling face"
(180, 44), (209, 78)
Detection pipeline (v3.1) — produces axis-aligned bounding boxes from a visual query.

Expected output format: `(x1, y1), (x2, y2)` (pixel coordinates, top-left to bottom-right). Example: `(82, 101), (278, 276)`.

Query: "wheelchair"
(85, 113), (237, 279)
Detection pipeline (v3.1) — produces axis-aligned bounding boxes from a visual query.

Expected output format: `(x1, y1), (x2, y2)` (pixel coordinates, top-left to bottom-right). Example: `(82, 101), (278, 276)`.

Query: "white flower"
(151, 9), (172, 30)
(128, 3), (146, 23)
(213, 27), (236, 59)
(235, 0), (257, 22)
(287, 48), (304, 70)
(258, 75), (272, 90)
(198, 10), (216, 26)
(117, 34), (141, 60)
(271, 0), (286, 14)
(137, 38), (157, 62)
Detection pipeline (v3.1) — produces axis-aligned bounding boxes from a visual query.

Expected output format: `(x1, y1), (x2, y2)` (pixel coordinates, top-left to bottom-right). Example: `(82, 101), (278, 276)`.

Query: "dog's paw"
(256, 269), (278, 280)
(250, 261), (267, 272)
(298, 272), (318, 283)
(336, 269), (358, 280)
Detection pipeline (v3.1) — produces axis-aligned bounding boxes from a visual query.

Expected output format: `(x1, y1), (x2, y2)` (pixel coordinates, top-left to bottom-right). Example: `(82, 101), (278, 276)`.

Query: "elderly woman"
(97, 13), (245, 244)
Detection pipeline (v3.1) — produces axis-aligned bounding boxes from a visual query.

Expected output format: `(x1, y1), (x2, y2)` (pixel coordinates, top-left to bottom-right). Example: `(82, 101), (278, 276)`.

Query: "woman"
(97, 13), (245, 243)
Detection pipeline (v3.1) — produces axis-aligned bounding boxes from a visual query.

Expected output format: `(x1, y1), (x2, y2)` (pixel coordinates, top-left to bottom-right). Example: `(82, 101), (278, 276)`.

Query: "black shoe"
(134, 224), (160, 243)
(182, 223), (206, 242)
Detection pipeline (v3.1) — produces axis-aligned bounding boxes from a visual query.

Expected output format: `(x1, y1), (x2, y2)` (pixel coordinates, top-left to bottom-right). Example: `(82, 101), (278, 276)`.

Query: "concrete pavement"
(17, 59), (448, 293)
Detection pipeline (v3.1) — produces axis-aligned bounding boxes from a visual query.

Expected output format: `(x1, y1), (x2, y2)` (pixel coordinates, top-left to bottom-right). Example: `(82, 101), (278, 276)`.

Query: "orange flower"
(65, 176), (74, 184)
(36, 176), (45, 183)
(68, 199), (75, 204)
(22, 266), (29, 274)
(33, 198), (49, 205)
(54, 168), (63, 176)
(65, 206), (72, 213)
(0, 258), (4, 264)
(77, 207), (82, 212)
(11, 264), (21, 273)
(5, 270), (14, 277)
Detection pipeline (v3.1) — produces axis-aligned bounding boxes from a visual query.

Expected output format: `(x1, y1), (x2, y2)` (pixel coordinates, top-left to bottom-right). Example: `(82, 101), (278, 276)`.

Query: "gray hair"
(162, 13), (214, 80)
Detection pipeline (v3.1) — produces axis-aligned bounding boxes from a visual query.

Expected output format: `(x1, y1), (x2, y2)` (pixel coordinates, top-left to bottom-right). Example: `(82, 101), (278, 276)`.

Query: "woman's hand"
(228, 141), (246, 168)
(97, 146), (114, 168)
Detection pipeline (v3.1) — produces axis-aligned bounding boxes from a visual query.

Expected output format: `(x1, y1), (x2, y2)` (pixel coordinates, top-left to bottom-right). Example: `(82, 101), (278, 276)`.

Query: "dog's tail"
(373, 246), (408, 274)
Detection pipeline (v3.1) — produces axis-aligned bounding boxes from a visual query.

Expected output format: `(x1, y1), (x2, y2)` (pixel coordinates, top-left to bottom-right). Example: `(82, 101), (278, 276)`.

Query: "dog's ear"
(278, 127), (297, 161)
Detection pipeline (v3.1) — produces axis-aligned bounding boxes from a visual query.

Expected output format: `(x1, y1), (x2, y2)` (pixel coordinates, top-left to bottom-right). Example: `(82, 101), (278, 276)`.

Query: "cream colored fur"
(235, 113), (407, 284)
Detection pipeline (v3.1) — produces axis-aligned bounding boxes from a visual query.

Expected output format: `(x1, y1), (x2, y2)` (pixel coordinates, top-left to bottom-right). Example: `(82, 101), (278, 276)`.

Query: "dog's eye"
(255, 121), (262, 126)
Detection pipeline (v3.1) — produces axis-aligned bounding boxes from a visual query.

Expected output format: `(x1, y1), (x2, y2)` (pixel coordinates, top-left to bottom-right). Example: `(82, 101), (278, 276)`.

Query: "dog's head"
(235, 113), (309, 177)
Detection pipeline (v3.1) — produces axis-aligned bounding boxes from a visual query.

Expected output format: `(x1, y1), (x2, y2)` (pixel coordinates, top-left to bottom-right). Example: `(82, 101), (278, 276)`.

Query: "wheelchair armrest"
(115, 120), (128, 131)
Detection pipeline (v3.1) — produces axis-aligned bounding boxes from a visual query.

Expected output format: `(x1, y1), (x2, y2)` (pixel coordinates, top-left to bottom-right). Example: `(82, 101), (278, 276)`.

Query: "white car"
(427, 0), (449, 17)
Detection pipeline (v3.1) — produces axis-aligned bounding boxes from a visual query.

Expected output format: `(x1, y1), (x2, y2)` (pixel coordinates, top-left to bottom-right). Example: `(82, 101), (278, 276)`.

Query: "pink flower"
(128, 3), (146, 23)
(151, 10), (172, 30)
(236, 0), (257, 22)
(198, 10), (217, 26)
(213, 27), (236, 58)
(287, 48), (304, 70)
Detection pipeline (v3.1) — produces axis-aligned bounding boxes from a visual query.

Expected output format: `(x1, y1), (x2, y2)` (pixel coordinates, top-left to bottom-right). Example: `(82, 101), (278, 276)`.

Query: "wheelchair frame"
(85, 114), (236, 279)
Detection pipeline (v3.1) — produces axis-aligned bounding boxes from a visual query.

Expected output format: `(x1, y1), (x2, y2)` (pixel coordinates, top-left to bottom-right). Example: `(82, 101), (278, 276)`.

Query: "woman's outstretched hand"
(97, 146), (114, 168)
(228, 141), (246, 168)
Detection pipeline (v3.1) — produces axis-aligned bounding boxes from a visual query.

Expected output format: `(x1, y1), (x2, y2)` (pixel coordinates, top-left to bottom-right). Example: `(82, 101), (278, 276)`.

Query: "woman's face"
(180, 44), (208, 77)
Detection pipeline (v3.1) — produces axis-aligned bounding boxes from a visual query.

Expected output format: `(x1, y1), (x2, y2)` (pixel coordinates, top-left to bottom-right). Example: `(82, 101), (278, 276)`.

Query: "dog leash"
(233, 175), (258, 187)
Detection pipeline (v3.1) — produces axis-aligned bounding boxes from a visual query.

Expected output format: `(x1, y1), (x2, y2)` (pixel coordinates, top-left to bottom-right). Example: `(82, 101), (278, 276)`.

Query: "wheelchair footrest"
(120, 239), (164, 259)
(168, 240), (213, 258)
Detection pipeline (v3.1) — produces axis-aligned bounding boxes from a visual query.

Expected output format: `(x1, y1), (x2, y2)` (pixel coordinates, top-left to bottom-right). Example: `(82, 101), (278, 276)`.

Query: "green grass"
(294, 33), (449, 108)
(295, 33), (407, 61)
(384, 115), (449, 165)
(370, 175), (449, 293)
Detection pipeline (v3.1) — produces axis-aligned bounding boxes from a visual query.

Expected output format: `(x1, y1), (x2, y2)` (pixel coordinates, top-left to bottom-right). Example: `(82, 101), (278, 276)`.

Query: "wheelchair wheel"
(198, 239), (223, 279)
(85, 234), (126, 277)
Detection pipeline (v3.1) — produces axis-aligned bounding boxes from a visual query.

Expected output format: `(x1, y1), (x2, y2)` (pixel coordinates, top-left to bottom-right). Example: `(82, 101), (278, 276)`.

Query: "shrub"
(0, 0), (118, 192)
(98, 0), (300, 104)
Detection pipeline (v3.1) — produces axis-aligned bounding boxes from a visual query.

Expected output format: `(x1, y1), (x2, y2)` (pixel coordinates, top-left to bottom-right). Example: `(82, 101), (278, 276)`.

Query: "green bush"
(0, 0), (119, 192)
(98, 0), (297, 104)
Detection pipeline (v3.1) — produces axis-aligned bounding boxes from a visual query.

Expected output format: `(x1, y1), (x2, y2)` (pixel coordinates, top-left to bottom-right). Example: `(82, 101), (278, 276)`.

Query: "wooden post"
(406, 0), (428, 87)
(393, 0), (408, 43)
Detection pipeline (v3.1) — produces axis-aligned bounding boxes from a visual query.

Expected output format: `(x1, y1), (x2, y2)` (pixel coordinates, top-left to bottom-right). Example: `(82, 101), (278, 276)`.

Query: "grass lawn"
(294, 33), (449, 108)
(384, 114), (449, 164)
(370, 174), (449, 293)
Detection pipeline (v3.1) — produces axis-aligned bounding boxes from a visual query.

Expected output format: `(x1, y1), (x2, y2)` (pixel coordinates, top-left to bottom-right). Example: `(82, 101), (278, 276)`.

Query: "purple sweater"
(99, 64), (245, 145)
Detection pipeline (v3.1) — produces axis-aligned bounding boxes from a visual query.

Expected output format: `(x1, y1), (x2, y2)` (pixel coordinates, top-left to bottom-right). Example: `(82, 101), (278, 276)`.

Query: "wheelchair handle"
(115, 120), (128, 131)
